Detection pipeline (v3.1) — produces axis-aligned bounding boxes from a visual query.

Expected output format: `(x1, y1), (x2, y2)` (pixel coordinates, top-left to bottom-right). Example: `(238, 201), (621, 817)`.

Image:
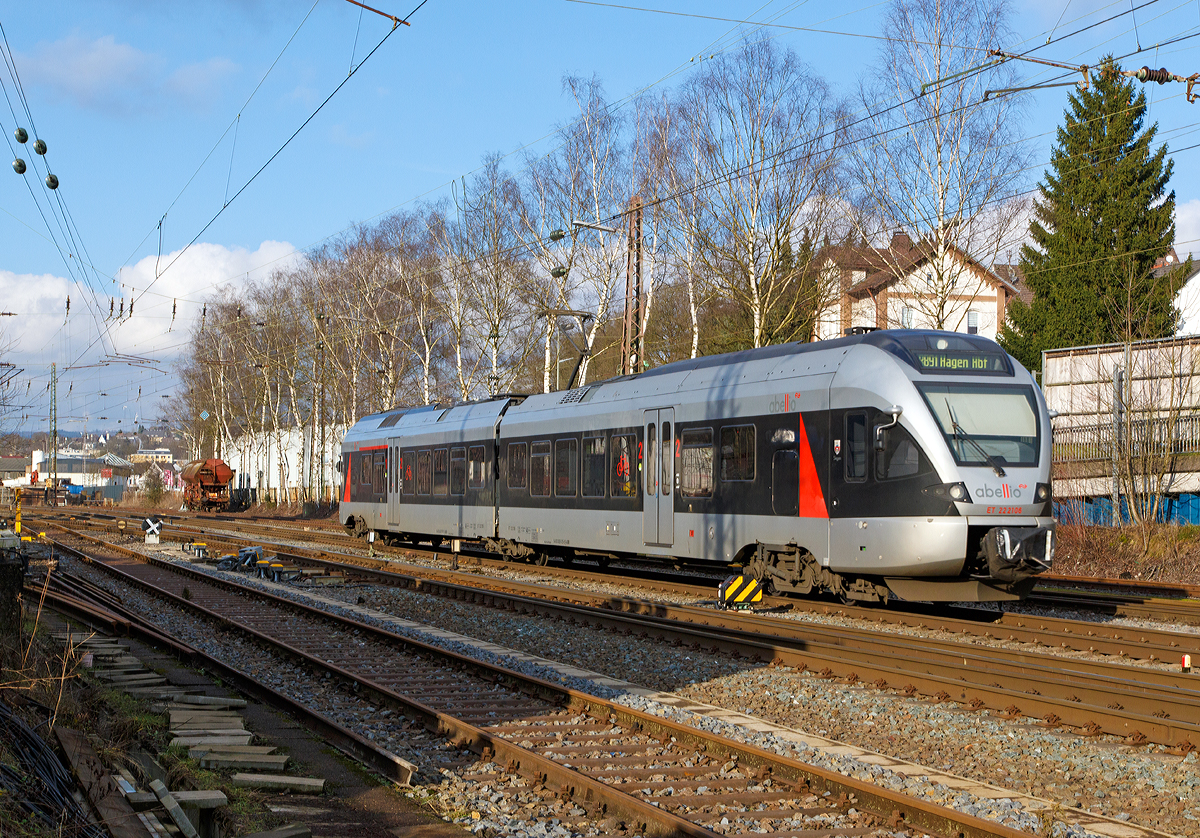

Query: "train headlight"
(923, 482), (970, 502)
(1035, 483), (1051, 503)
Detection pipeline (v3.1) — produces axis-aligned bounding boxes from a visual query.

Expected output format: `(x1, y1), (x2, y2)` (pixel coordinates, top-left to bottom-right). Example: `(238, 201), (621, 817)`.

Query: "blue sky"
(1, 0), (1198, 436)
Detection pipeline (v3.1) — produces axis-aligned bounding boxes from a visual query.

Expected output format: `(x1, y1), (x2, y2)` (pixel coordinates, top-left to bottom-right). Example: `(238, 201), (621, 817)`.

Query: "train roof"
(343, 329), (1014, 441)
(343, 396), (516, 446)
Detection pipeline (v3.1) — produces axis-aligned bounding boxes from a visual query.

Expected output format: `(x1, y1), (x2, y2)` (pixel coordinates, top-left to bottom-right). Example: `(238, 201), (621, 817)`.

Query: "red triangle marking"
(797, 412), (828, 518)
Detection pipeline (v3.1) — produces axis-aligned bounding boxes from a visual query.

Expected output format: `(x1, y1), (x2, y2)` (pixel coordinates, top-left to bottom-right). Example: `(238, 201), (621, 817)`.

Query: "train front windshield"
(917, 383), (1040, 468)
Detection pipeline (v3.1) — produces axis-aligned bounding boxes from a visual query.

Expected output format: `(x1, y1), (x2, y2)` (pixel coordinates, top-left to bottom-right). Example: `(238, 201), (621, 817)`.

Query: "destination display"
(913, 349), (1008, 372)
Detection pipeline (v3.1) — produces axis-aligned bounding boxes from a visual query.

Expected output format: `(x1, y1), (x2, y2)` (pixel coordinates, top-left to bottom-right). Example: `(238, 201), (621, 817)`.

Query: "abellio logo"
(975, 484), (1023, 499)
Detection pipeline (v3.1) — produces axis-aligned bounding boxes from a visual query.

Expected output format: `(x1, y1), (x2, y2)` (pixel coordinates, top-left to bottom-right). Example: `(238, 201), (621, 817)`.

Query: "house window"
(901, 307), (914, 329)
(967, 311), (979, 335)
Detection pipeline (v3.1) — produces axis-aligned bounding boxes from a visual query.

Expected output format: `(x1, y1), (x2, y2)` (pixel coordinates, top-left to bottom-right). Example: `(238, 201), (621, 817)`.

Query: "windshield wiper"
(945, 400), (1006, 477)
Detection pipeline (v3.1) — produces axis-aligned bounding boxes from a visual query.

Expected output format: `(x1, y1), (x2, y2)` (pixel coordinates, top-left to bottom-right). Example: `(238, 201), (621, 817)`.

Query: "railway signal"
(142, 516), (163, 544)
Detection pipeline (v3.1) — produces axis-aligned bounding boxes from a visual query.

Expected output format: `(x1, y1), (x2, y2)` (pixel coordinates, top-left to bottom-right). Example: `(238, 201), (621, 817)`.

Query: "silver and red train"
(338, 330), (1055, 602)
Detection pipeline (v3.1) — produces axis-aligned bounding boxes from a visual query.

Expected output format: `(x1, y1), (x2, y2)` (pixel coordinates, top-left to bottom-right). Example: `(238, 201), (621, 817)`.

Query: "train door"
(387, 438), (401, 528)
(642, 408), (675, 547)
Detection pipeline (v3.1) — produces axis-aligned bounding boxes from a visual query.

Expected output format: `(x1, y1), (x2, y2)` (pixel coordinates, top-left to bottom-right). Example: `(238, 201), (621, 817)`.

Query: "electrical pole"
(50, 362), (57, 504)
(621, 195), (645, 376)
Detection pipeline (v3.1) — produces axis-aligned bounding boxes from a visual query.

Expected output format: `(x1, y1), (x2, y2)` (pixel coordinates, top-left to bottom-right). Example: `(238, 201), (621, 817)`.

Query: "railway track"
(40, 518), (1200, 753)
(39, 513), (1200, 668)
(53, 510), (1200, 628)
(38, 528), (1042, 838)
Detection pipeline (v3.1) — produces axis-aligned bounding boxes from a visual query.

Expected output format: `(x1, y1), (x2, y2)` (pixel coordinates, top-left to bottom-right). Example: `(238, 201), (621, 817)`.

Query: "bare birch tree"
(676, 39), (842, 349)
(521, 76), (630, 388)
(847, 0), (1029, 329)
(454, 155), (537, 395)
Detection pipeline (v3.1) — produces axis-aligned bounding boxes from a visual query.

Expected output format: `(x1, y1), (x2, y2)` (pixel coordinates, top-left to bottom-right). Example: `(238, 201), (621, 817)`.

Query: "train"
(180, 458), (235, 512)
(338, 329), (1055, 603)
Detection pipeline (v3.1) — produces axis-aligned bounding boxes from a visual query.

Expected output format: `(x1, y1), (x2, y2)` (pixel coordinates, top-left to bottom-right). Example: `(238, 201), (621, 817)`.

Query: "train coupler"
(718, 574), (763, 610)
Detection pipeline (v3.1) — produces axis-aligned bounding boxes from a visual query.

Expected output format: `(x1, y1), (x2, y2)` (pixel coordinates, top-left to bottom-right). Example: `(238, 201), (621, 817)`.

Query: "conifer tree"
(1000, 59), (1190, 370)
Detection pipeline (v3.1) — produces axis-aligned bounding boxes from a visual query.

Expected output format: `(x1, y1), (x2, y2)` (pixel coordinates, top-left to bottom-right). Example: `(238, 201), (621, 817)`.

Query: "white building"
(221, 425), (345, 501)
(22, 450), (135, 501)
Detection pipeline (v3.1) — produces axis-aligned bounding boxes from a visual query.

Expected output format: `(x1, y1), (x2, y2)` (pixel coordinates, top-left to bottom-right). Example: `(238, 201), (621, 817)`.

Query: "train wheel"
(352, 517), (368, 538)
(533, 552), (550, 566)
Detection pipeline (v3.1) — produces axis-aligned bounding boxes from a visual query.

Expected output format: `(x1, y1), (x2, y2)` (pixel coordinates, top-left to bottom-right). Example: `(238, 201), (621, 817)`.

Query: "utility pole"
(621, 195), (645, 376)
(318, 340), (326, 503)
(50, 362), (57, 504)
(1112, 364), (1124, 526)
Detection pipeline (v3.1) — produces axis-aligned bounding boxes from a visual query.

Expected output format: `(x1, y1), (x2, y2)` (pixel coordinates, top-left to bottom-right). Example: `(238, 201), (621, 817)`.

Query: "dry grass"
(1054, 522), (1200, 583)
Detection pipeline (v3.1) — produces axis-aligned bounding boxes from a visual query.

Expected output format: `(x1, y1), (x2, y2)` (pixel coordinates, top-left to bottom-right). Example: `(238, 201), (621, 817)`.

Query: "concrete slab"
(188, 745), (277, 759)
(231, 774), (324, 794)
(171, 695), (247, 708)
(125, 790), (228, 811)
(200, 754), (289, 771)
(170, 735), (253, 748)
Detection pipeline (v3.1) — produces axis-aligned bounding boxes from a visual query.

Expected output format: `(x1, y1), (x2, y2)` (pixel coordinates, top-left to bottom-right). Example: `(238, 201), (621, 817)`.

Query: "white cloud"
(0, 240), (300, 370)
(19, 35), (236, 115)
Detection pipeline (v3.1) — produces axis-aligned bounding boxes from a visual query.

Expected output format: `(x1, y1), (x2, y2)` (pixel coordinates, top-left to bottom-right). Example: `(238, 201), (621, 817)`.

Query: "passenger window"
(720, 425), (755, 482)
(507, 442), (528, 489)
(610, 434), (637, 498)
(529, 441), (551, 497)
(450, 447), (466, 495)
(645, 423), (657, 497)
(582, 435), (606, 497)
(402, 451), (415, 496)
(433, 449), (448, 495)
(467, 446), (486, 488)
(679, 428), (714, 498)
(875, 424), (926, 480)
(360, 454), (371, 485)
(555, 439), (577, 496)
(417, 450), (432, 494)
(661, 421), (671, 496)
(845, 413), (867, 482)
(373, 452), (386, 494)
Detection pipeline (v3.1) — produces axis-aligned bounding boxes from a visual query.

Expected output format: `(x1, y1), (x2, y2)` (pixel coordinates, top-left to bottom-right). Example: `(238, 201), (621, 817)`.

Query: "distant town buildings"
(131, 448), (174, 464)
(22, 450), (136, 501)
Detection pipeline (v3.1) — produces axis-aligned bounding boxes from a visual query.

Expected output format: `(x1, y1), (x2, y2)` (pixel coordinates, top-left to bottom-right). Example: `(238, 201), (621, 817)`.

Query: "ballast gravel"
(60, 542), (1196, 838)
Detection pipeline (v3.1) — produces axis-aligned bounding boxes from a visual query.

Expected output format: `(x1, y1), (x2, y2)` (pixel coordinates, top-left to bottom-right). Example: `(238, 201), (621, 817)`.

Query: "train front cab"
(825, 331), (1054, 602)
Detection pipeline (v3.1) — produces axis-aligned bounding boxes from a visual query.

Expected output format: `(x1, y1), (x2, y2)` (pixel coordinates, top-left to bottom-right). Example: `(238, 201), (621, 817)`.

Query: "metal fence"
(1052, 411), (1200, 463)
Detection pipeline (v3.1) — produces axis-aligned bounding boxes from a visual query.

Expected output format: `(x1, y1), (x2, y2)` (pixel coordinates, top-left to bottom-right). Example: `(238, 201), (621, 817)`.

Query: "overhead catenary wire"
(83, 0), (1162, 320)
(59, 0), (428, 379)
(14, 0), (1185, 415)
